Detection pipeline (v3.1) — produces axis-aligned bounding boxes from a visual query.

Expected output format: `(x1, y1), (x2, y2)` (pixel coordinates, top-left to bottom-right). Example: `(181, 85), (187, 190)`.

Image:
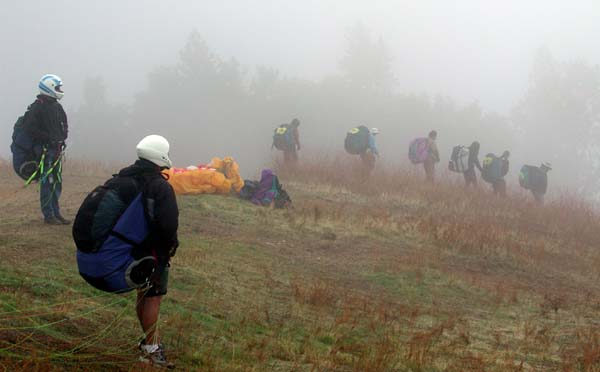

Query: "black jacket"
(118, 159), (179, 261)
(23, 95), (68, 145)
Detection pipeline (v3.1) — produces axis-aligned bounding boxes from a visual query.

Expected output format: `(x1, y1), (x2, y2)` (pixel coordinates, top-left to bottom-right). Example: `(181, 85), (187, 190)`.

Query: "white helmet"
(136, 135), (172, 169)
(541, 162), (552, 171)
(39, 74), (64, 100)
(370, 127), (380, 135)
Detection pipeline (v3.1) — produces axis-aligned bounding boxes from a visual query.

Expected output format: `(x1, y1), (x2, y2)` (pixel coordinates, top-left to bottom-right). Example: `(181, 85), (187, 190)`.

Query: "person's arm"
(293, 127), (300, 150)
(474, 157), (483, 172)
(59, 105), (68, 141)
(430, 141), (440, 162)
(368, 135), (379, 155)
(23, 104), (49, 144)
(149, 180), (179, 260)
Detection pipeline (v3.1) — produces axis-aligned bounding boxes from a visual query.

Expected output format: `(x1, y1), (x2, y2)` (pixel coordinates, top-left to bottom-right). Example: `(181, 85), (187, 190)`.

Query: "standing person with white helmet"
(74, 135), (179, 368)
(127, 135), (179, 368)
(22, 74), (69, 224)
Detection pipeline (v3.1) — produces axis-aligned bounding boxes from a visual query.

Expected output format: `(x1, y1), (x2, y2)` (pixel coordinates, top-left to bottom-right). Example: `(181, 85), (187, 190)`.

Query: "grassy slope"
(1, 160), (600, 371)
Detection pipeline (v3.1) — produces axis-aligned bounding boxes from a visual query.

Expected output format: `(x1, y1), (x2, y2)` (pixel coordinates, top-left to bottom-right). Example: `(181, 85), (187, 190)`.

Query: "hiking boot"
(55, 215), (71, 225)
(139, 344), (174, 369)
(44, 216), (63, 225)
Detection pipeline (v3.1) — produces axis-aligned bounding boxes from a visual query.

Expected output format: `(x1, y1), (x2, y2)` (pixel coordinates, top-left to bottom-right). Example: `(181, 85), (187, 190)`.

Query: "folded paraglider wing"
(164, 157), (244, 195)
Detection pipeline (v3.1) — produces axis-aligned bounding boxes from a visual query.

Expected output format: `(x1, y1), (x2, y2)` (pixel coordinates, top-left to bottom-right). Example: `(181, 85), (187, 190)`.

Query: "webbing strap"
(24, 149), (47, 186)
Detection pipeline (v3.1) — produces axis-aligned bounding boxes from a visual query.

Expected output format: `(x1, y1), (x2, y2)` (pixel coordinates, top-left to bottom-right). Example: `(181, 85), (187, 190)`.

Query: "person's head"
(470, 141), (480, 153)
(428, 130), (437, 140)
(39, 74), (64, 100)
(501, 150), (510, 159)
(291, 118), (300, 128)
(136, 135), (172, 169)
(370, 127), (380, 136)
(540, 162), (552, 172)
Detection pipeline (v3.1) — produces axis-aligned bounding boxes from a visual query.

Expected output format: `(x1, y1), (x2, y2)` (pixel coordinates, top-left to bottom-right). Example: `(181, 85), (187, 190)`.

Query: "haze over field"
(2, 1), (599, 194)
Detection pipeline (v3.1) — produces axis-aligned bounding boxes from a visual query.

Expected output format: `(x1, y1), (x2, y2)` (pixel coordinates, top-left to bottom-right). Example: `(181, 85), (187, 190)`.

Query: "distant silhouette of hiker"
(482, 150), (510, 197)
(464, 141), (483, 187)
(360, 127), (379, 174)
(520, 162), (551, 205)
(272, 118), (301, 167)
(345, 126), (380, 176)
(424, 130), (440, 183)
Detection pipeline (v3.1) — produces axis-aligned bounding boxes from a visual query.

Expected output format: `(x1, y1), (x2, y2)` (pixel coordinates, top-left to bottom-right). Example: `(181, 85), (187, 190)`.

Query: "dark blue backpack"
(239, 179), (260, 200)
(10, 114), (40, 181)
(74, 176), (156, 293)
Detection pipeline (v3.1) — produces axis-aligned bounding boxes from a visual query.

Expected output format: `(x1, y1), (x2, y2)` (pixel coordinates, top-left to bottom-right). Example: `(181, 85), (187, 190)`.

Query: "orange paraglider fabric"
(164, 157), (244, 195)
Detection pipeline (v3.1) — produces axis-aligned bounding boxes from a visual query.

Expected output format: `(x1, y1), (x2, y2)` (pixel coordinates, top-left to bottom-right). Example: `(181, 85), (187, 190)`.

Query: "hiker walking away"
(74, 135), (179, 368)
(519, 162), (551, 205)
(424, 130), (440, 183)
(360, 127), (380, 174)
(492, 151), (510, 197)
(23, 74), (69, 225)
(285, 118), (301, 165)
(481, 150), (510, 197)
(531, 162), (551, 204)
(272, 118), (301, 167)
(464, 141), (483, 187)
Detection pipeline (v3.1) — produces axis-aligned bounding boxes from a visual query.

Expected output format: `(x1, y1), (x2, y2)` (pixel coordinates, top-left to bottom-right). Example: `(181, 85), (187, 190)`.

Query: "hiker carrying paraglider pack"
(449, 141), (482, 187)
(11, 75), (69, 225)
(73, 135), (179, 369)
(272, 118), (301, 166)
(464, 142), (483, 187)
(409, 131), (439, 183)
(482, 150), (510, 197)
(519, 162), (551, 205)
(345, 126), (379, 173)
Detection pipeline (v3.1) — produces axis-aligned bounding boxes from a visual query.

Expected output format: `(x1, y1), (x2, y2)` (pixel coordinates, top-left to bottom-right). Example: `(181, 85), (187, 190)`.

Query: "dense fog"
(2, 1), (599, 195)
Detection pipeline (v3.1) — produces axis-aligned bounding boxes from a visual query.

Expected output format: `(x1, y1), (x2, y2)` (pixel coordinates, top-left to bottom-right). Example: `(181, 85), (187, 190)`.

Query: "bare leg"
(137, 292), (163, 345)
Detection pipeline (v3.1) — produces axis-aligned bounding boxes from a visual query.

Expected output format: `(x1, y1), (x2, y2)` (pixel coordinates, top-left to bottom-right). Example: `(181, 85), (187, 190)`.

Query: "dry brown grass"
(2, 157), (600, 370)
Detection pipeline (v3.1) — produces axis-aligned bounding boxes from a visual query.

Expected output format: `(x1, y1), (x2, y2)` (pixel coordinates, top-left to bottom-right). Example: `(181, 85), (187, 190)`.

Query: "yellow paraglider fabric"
(164, 157), (244, 195)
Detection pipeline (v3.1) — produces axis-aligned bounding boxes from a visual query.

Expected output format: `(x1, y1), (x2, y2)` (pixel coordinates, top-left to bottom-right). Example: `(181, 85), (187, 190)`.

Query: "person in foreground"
(74, 135), (179, 368)
(127, 135), (179, 368)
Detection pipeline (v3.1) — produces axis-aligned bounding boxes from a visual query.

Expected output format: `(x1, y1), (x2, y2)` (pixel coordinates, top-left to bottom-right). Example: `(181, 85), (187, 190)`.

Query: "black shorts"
(142, 264), (169, 298)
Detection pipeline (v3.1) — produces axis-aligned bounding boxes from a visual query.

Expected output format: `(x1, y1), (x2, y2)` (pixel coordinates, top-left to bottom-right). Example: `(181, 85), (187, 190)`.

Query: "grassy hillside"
(1, 158), (600, 371)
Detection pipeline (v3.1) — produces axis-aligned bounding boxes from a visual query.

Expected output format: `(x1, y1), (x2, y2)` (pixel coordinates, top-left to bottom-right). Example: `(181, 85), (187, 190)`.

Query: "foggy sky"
(1, 0), (599, 159)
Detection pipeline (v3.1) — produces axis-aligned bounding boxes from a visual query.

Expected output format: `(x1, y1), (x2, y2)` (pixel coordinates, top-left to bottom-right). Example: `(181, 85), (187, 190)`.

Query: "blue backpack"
(482, 154), (508, 183)
(74, 176), (157, 293)
(10, 114), (41, 181)
(519, 165), (547, 193)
